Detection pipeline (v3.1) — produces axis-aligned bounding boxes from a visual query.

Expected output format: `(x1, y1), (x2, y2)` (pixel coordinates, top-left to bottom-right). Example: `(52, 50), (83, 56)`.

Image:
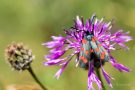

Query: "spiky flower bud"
(5, 43), (35, 71)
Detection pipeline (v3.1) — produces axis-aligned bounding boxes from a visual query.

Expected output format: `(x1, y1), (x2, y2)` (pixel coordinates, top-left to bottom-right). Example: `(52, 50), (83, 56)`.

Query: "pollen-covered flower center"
(79, 34), (110, 69)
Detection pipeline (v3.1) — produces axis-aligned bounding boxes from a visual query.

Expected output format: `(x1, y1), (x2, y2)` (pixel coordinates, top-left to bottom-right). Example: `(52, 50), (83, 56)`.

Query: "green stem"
(95, 68), (106, 90)
(27, 66), (48, 90)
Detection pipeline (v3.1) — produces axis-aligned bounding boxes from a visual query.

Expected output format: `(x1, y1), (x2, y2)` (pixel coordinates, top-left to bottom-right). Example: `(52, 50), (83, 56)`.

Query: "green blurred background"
(0, 0), (135, 90)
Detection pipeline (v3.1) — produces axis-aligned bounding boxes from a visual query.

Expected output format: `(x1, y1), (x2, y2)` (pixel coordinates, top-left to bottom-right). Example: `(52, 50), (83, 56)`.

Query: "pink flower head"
(43, 14), (132, 90)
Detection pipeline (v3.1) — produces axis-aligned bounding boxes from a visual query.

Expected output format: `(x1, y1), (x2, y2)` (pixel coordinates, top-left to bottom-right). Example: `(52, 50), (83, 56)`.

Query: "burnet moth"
(78, 15), (110, 69)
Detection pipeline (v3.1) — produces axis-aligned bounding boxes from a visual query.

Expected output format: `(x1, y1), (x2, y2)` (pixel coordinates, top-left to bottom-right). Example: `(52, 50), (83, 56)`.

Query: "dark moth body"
(79, 33), (110, 69)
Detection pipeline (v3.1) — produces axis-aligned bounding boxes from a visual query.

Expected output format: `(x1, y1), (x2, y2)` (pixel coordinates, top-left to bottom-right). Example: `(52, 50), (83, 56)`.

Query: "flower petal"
(44, 58), (66, 66)
(110, 55), (131, 72)
(51, 36), (65, 41)
(45, 50), (65, 60)
(88, 62), (102, 90)
(75, 16), (83, 30)
(101, 68), (113, 88)
(54, 60), (71, 79)
(112, 62), (131, 72)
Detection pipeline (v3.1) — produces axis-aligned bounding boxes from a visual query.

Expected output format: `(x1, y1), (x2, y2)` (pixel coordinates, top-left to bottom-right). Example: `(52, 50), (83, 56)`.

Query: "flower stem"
(27, 66), (48, 90)
(95, 68), (106, 90)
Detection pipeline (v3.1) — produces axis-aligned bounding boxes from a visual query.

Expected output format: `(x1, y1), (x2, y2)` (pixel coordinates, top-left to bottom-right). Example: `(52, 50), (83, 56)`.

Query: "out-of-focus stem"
(95, 68), (106, 90)
(27, 66), (48, 90)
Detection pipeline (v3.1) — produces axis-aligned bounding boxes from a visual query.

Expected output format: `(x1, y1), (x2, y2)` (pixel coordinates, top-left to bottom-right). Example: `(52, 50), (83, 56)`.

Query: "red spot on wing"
(85, 50), (89, 55)
(94, 37), (98, 41)
(81, 47), (84, 51)
(90, 49), (94, 53)
(100, 52), (105, 60)
(98, 44), (102, 47)
(92, 36), (98, 42)
(95, 48), (100, 52)
(80, 56), (88, 63)
(82, 39), (87, 44)
(92, 37), (95, 42)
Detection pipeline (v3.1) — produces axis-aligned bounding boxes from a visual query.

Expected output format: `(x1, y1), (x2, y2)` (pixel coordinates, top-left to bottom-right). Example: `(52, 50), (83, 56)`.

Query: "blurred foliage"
(6, 84), (42, 90)
(0, 0), (135, 90)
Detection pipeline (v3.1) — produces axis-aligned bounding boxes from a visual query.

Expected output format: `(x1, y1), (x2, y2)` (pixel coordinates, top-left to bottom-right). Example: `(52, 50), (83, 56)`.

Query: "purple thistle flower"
(43, 14), (132, 90)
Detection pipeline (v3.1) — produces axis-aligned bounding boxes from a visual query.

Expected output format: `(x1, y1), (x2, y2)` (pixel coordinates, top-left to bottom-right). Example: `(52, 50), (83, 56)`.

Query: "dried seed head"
(5, 43), (35, 71)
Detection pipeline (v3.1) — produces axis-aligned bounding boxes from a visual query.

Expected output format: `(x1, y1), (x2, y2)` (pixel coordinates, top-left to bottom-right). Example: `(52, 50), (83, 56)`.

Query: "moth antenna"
(91, 24), (94, 35)
(81, 16), (84, 27)
(98, 27), (103, 35)
(89, 13), (96, 24)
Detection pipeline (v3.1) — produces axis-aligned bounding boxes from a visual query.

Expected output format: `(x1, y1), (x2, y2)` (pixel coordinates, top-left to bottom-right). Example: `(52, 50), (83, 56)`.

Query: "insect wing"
(90, 36), (110, 62)
(79, 37), (92, 69)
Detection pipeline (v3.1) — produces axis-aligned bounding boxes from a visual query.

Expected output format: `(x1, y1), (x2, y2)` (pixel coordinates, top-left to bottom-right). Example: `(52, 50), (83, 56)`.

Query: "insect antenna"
(89, 13), (96, 24)
(98, 27), (103, 35)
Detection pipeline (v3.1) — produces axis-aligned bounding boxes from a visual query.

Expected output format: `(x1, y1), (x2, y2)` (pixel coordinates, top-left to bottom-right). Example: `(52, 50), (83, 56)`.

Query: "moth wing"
(79, 38), (92, 69)
(90, 37), (110, 62)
